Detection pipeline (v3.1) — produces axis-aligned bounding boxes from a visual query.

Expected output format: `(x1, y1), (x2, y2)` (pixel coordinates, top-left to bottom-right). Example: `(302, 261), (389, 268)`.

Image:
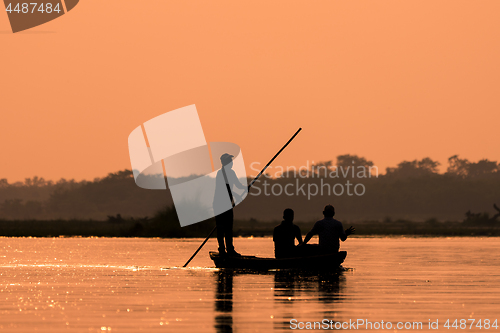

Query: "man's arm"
(295, 225), (303, 245)
(339, 224), (347, 242)
(228, 170), (247, 190)
(302, 223), (319, 244)
(340, 225), (355, 242)
(303, 232), (312, 244)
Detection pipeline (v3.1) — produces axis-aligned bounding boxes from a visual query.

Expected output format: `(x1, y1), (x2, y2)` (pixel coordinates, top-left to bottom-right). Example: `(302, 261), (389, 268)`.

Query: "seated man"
(273, 208), (303, 258)
(301, 205), (355, 255)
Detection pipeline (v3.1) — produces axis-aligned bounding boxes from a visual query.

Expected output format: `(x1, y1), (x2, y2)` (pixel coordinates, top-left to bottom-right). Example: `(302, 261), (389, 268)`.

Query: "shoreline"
(1, 219), (499, 238)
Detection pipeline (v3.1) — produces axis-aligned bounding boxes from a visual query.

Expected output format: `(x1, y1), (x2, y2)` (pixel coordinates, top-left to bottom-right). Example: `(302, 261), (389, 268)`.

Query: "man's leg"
(223, 209), (241, 256)
(223, 209), (235, 253)
(215, 213), (226, 254)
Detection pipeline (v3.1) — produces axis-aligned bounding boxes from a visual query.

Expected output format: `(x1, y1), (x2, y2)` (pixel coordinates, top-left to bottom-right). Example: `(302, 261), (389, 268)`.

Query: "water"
(1, 237), (499, 332)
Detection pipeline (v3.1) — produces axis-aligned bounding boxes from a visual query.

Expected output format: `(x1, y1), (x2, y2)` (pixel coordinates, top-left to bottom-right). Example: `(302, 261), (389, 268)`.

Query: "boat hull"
(209, 251), (347, 270)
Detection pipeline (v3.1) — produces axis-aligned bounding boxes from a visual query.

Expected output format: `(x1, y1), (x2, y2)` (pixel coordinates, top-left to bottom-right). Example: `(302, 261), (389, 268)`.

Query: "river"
(1, 237), (499, 332)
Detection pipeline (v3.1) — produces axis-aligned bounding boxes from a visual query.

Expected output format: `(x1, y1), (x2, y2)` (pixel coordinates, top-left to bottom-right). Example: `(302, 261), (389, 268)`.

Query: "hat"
(220, 153), (234, 165)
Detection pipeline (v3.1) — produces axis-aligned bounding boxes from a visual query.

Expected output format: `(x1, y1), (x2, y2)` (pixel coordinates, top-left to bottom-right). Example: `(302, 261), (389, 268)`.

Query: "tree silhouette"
(447, 155), (498, 178)
(447, 155), (469, 177)
(468, 159), (498, 178)
(386, 157), (440, 178)
(311, 161), (333, 178)
(0, 155), (499, 222)
(335, 155), (375, 178)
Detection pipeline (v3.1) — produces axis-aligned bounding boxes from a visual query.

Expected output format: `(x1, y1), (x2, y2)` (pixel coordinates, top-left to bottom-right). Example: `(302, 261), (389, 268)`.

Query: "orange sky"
(1, 0), (499, 182)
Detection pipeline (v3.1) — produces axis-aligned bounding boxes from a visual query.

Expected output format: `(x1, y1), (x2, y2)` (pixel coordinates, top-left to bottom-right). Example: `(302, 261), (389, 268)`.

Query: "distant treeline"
(0, 170), (169, 220)
(1, 154), (499, 222)
(1, 217), (500, 238)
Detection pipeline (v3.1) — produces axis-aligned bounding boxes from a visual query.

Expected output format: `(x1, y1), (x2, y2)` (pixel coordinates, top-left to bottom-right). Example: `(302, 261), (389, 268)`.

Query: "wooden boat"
(209, 251), (347, 270)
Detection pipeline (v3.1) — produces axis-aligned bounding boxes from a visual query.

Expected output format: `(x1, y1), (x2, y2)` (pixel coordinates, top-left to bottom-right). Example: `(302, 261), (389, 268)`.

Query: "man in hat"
(213, 153), (247, 256)
(301, 205), (355, 255)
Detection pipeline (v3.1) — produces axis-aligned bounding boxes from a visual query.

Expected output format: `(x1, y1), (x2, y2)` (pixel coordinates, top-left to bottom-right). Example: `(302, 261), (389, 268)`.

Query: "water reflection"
(214, 269), (234, 333)
(5, 238), (499, 332)
(273, 270), (297, 301)
(273, 270), (346, 330)
(316, 272), (345, 304)
(212, 269), (346, 332)
(273, 270), (345, 303)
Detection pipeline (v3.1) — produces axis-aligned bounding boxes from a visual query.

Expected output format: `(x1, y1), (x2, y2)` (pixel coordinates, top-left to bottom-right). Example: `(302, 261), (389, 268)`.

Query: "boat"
(209, 251), (347, 270)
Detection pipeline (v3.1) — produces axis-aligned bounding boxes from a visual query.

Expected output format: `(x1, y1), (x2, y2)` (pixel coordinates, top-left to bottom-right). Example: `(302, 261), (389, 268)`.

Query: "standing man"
(213, 153), (247, 257)
(301, 205), (355, 255)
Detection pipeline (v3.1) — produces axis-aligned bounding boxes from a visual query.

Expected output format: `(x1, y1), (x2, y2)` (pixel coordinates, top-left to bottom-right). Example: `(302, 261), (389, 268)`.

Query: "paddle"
(182, 128), (302, 267)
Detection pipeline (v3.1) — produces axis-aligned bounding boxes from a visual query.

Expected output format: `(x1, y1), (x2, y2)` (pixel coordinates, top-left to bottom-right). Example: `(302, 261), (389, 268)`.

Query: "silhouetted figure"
(213, 153), (247, 257)
(273, 208), (303, 258)
(301, 205), (355, 255)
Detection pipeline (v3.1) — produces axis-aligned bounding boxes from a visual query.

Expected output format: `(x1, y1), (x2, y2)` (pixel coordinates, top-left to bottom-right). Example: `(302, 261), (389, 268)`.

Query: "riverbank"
(1, 218), (499, 237)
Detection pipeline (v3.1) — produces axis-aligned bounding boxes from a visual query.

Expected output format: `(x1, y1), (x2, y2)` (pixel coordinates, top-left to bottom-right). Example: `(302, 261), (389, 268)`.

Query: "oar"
(182, 128), (302, 267)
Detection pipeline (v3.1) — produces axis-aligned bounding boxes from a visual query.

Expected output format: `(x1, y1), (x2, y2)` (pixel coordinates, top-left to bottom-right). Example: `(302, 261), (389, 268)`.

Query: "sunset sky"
(1, 0), (499, 183)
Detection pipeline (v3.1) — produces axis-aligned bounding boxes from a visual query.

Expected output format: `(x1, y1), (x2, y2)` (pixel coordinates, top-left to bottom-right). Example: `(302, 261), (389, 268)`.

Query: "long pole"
(182, 128), (302, 267)
(247, 128), (302, 190)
